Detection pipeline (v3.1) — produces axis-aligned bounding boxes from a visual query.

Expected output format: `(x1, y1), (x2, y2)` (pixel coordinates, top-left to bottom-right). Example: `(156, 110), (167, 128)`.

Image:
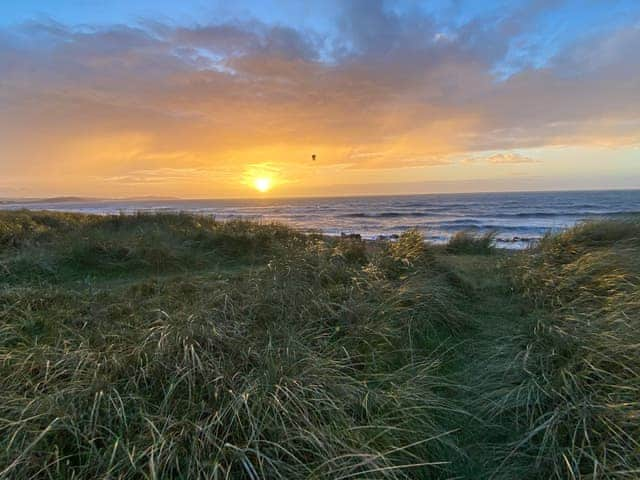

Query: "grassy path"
(438, 254), (531, 479)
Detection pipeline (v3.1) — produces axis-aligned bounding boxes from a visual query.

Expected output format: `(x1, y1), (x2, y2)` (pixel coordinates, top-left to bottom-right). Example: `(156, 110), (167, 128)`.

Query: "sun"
(253, 177), (272, 193)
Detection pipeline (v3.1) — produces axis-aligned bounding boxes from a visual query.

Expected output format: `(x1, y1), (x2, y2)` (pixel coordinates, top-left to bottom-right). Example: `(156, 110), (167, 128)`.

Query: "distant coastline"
(2, 187), (640, 204)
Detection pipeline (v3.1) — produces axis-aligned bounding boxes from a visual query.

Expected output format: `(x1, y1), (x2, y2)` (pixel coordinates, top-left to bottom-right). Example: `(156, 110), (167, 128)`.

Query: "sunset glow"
(0, 1), (639, 198)
(253, 177), (272, 193)
(1, 3), (639, 477)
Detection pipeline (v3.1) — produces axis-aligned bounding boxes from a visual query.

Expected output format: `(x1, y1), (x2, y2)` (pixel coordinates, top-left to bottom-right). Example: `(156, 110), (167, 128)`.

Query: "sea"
(2, 190), (640, 249)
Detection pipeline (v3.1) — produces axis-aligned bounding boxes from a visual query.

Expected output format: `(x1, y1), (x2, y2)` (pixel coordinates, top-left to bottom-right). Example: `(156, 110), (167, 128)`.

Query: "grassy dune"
(0, 211), (638, 479)
(500, 220), (640, 478)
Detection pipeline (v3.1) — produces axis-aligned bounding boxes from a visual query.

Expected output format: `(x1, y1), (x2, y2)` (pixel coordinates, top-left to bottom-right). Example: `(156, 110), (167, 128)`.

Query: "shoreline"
(1, 207), (541, 249)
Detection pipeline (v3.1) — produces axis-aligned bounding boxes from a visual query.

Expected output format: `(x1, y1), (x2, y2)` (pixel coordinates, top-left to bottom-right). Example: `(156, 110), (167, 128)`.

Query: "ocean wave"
(340, 211), (463, 218)
(491, 210), (638, 218)
(4, 191), (639, 250)
(338, 209), (639, 220)
(389, 223), (549, 233)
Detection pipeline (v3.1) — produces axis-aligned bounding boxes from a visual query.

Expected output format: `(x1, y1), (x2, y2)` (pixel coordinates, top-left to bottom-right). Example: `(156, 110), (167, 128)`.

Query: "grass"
(445, 231), (496, 255)
(492, 218), (640, 479)
(0, 211), (638, 479)
(0, 211), (466, 479)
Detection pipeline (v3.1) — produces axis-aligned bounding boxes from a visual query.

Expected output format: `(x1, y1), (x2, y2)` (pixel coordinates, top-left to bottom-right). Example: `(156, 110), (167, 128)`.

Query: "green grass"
(1, 211), (638, 479)
(445, 231), (496, 255)
(0, 212), (466, 479)
(491, 219), (640, 479)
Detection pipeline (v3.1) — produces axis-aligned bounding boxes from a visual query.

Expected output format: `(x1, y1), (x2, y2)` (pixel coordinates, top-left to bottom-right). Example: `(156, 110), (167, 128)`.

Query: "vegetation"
(445, 230), (496, 255)
(0, 211), (465, 479)
(498, 219), (640, 479)
(0, 211), (638, 479)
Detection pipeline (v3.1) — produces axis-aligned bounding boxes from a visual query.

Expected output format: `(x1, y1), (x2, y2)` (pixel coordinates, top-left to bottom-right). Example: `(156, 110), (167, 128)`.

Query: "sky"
(1, 0), (639, 198)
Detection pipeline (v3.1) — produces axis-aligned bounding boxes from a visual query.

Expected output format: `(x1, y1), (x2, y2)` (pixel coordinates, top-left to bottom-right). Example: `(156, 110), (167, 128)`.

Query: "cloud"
(486, 153), (540, 164)
(101, 166), (234, 185)
(0, 1), (639, 196)
(462, 152), (540, 165)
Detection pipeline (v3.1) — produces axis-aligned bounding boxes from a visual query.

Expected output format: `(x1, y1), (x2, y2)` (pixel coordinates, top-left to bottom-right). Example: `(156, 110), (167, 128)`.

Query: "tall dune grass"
(0, 211), (465, 479)
(499, 219), (640, 478)
(446, 231), (496, 255)
(4, 211), (638, 479)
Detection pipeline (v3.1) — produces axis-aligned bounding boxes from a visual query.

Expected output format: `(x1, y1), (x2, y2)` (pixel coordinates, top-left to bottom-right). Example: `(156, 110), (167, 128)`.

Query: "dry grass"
(446, 231), (496, 255)
(3, 211), (638, 479)
(498, 219), (640, 478)
(0, 211), (465, 479)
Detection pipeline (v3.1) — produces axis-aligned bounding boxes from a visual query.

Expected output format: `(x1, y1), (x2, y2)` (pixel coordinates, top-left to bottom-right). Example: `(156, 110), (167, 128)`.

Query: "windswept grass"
(494, 219), (640, 479)
(0, 211), (303, 284)
(0, 211), (467, 479)
(2, 211), (638, 479)
(446, 231), (496, 255)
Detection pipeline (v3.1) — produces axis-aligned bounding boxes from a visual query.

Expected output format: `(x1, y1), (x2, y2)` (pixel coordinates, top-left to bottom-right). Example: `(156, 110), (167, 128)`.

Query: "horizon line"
(2, 186), (640, 204)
